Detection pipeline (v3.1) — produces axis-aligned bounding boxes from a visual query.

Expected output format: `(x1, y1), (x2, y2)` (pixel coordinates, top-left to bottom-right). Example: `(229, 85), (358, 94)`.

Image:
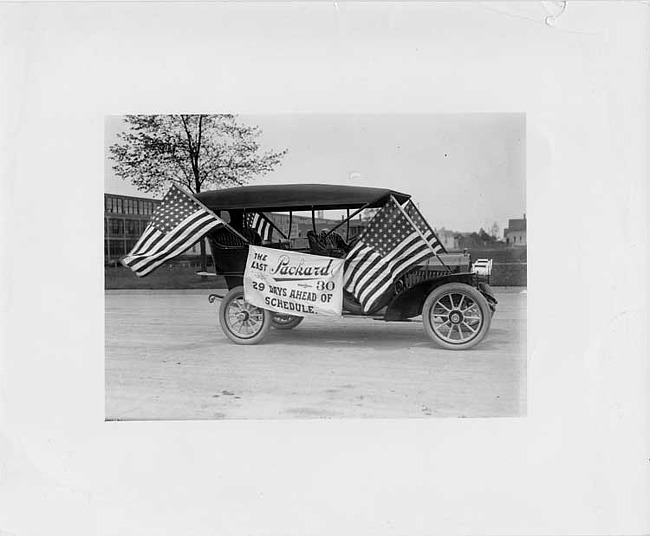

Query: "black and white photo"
(104, 113), (527, 420)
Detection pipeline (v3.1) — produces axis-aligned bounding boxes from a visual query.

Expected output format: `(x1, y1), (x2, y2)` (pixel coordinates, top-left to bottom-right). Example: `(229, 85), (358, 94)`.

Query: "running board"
(341, 312), (416, 322)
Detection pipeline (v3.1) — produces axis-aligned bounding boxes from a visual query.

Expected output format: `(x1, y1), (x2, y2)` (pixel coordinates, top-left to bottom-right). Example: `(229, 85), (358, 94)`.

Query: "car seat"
(307, 230), (350, 257)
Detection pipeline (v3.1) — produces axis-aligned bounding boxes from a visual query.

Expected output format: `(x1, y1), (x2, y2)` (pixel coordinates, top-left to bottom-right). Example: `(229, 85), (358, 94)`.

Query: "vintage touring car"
(194, 184), (497, 350)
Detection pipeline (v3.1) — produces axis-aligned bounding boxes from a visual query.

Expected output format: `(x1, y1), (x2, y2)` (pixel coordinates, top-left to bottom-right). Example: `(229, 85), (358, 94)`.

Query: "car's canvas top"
(195, 184), (411, 211)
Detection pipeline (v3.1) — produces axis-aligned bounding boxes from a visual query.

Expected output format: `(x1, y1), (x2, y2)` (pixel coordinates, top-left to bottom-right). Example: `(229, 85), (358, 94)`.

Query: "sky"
(105, 114), (525, 234)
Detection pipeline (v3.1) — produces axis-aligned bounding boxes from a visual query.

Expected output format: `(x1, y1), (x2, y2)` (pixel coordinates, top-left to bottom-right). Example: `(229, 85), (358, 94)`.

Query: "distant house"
(434, 227), (460, 251)
(504, 215), (526, 246)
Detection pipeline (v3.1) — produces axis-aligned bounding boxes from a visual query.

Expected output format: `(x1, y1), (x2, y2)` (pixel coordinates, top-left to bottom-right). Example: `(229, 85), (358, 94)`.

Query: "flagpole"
(404, 200), (447, 255)
(322, 202), (372, 239)
(174, 184), (251, 244)
(391, 195), (452, 273)
(257, 211), (288, 240)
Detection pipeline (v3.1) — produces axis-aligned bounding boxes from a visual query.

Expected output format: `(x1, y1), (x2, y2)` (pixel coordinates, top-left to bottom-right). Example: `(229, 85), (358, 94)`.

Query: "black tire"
(218, 286), (272, 345)
(422, 283), (491, 350)
(271, 314), (304, 330)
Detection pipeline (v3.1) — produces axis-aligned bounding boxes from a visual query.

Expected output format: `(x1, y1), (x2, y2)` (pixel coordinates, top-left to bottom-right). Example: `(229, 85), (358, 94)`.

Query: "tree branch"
(108, 114), (287, 196)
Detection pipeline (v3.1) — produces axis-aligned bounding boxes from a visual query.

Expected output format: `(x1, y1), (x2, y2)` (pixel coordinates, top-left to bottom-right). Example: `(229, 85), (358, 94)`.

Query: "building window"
(109, 239), (126, 258)
(125, 219), (140, 237)
(110, 218), (124, 235)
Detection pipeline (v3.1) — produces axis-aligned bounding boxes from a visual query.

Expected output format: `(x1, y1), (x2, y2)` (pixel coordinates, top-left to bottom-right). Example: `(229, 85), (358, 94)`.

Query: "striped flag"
(121, 185), (225, 277)
(402, 200), (447, 255)
(246, 212), (273, 242)
(344, 197), (434, 313)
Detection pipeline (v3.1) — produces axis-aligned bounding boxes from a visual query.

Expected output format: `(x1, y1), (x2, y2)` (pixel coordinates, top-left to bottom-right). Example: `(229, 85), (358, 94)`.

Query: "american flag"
(402, 200), (447, 254)
(246, 212), (273, 242)
(344, 197), (435, 313)
(121, 185), (225, 277)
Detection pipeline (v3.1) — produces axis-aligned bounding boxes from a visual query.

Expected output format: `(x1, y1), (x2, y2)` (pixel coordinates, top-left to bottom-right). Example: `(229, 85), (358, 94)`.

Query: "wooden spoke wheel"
(219, 286), (271, 345)
(422, 283), (491, 350)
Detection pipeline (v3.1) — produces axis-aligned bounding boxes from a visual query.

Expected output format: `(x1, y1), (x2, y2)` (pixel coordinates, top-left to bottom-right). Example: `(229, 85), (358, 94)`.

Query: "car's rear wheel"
(271, 313), (304, 330)
(422, 283), (491, 350)
(219, 286), (271, 345)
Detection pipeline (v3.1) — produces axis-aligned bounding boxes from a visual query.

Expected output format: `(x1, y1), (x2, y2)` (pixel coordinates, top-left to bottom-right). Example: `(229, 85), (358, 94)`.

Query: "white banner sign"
(244, 246), (344, 317)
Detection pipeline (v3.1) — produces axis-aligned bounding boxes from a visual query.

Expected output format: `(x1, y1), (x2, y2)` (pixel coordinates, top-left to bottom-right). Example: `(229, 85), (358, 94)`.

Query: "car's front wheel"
(218, 286), (272, 345)
(422, 283), (491, 350)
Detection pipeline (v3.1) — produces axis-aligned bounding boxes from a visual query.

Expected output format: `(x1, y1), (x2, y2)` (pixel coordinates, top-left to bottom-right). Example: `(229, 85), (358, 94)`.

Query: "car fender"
(383, 272), (477, 321)
(477, 282), (498, 312)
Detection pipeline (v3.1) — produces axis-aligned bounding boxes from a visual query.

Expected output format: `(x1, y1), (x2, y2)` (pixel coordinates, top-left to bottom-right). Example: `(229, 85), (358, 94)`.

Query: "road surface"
(105, 288), (526, 420)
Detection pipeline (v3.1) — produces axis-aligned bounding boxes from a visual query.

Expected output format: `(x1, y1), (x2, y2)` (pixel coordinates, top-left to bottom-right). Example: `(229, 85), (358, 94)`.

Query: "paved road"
(105, 288), (526, 420)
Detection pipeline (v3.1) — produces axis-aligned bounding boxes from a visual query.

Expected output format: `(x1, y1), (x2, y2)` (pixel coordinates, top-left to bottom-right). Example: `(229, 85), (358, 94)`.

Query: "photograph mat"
(0, 3), (648, 535)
